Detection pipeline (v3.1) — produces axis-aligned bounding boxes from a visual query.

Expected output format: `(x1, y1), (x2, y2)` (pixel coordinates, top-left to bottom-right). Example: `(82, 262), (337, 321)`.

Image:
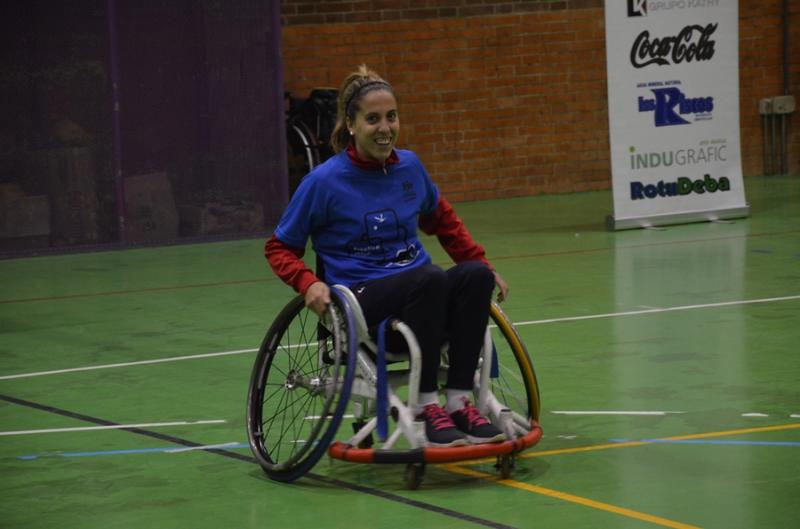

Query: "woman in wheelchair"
(265, 65), (510, 448)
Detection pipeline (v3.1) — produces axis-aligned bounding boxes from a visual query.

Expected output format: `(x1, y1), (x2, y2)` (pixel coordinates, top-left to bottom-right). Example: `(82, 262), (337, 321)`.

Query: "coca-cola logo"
(630, 23), (717, 68)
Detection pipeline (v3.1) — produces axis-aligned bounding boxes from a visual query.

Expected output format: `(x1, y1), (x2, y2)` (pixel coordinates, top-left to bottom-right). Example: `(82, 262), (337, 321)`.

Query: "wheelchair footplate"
(328, 418), (542, 489)
(328, 420), (542, 465)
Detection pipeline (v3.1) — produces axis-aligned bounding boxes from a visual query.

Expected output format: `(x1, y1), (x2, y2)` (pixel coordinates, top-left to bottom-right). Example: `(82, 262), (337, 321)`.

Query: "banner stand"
(606, 204), (749, 231)
(604, 1), (747, 231)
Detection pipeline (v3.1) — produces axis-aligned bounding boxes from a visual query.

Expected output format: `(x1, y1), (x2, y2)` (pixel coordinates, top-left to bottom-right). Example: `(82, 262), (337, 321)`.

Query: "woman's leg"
(351, 263), (447, 393)
(440, 262), (506, 442)
(442, 261), (495, 391)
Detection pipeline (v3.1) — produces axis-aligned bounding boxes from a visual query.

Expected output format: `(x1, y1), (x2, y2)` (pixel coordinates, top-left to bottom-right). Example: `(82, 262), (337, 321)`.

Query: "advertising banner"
(604, 0), (748, 230)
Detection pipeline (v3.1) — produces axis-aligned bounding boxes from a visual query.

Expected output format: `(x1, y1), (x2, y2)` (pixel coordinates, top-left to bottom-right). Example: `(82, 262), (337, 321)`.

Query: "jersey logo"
(348, 208), (419, 267)
(402, 180), (417, 202)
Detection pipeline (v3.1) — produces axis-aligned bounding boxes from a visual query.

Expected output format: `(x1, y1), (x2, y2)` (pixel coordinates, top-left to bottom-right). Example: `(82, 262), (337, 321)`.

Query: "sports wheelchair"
(246, 285), (542, 489)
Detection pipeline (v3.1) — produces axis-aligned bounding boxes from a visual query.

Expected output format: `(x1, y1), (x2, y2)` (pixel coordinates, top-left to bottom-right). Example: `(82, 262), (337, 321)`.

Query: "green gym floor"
(1, 175), (799, 529)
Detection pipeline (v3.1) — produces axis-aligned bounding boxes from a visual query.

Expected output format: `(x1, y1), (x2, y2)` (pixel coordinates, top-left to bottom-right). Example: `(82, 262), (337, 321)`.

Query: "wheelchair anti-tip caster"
(404, 463), (426, 490)
(496, 453), (515, 479)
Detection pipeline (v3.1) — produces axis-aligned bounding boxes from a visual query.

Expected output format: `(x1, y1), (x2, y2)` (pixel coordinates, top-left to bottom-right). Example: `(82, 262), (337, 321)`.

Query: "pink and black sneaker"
(449, 401), (507, 444)
(416, 403), (468, 447)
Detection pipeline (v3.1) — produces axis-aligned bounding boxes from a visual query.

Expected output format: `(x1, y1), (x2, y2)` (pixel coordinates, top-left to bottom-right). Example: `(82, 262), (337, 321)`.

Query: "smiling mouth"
(375, 137), (392, 146)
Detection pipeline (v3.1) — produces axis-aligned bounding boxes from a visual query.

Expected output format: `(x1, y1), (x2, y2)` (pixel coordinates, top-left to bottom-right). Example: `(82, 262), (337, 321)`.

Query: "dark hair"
(330, 65), (396, 153)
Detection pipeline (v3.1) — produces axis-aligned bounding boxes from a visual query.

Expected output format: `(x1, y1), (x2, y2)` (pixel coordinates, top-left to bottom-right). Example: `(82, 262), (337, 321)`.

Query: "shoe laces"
(459, 401), (490, 427)
(422, 403), (455, 431)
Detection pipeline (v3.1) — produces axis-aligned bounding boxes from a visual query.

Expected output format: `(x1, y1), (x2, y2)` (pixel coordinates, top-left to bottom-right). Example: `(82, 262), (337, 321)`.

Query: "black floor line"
(1, 393), (518, 529)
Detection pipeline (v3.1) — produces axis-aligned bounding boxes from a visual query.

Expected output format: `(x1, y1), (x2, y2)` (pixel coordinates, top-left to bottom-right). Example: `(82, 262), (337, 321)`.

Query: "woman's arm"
(265, 235), (330, 314)
(418, 197), (509, 302)
(418, 196), (489, 265)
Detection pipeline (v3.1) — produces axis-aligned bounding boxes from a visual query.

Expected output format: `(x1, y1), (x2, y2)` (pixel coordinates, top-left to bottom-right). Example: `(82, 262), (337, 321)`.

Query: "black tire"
(247, 289), (357, 482)
(489, 302), (541, 424)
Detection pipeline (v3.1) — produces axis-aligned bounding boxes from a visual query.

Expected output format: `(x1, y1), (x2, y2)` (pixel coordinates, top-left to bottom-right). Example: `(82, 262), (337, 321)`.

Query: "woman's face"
(348, 89), (399, 164)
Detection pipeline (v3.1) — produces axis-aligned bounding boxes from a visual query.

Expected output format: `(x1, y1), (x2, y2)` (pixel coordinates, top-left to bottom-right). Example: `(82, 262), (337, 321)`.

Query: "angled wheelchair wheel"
(286, 120), (319, 197)
(247, 289), (357, 482)
(489, 302), (541, 423)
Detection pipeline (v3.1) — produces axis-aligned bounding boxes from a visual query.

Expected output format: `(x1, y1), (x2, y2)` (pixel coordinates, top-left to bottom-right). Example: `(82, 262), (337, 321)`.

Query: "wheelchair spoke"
(286, 397), (310, 457)
(263, 385), (291, 462)
(275, 388), (316, 463)
(261, 380), (288, 407)
(293, 345), (319, 378)
(291, 323), (320, 376)
(283, 313), (310, 371)
(261, 387), (295, 428)
(488, 312), (538, 423)
(261, 368), (339, 466)
(262, 384), (304, 432)
(275, 391), (312, 463)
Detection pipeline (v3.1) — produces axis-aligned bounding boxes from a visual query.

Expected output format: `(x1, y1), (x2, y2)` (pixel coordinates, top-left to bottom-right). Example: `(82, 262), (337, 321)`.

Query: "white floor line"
(0, 419), (226, 437)
(303, 414), (355, 420)
(512, 294), (800, 327)
(0, 348), (258, 381)
(2, 294), (798, 381)
(551, 411), (685, 416)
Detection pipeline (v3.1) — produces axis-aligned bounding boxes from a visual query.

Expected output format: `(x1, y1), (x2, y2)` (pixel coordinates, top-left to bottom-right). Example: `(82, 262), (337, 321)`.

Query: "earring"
(349, 130), (354, 136)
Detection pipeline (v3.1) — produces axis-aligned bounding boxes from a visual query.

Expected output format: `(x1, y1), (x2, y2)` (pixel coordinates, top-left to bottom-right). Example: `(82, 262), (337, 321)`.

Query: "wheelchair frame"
(246, 286), (542, 488)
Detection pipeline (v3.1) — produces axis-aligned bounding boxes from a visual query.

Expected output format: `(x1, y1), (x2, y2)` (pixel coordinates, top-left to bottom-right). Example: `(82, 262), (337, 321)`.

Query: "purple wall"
(0, 0), (287, 253)
(114, 0), (287, 225)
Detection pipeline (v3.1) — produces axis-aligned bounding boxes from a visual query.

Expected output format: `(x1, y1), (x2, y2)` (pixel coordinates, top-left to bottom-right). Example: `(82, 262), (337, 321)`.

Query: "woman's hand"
(493, 271), (509, 303)
(304, 281), (331, 315)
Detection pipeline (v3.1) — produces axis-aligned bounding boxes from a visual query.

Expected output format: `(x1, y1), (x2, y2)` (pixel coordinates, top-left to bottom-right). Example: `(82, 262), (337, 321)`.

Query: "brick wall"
(281, 0), (798, 201)
(740, 1), (798, 178)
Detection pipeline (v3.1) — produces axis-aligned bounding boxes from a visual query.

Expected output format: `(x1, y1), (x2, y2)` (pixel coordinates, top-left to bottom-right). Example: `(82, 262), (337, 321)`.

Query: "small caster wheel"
(496, 454), (514, 479)
(404, 463), (426, 490)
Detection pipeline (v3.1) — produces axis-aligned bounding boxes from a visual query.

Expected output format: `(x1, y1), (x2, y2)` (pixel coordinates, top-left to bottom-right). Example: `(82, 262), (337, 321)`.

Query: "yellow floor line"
(659, 422), (800, 442)
(437, 423), (800, 528)
(517, 421), (800, 460)
(465, 423), (800, 466)
(463, 440), (651, 466)
(522, 440), (650, 458)
(441, 464), (701, 529)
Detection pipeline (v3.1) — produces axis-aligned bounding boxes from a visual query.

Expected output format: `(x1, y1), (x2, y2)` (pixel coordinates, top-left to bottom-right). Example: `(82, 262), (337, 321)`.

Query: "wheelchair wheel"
(247, 289), (357, 482)
(286, 120), (320, 197)
(489, 302), (541, 423)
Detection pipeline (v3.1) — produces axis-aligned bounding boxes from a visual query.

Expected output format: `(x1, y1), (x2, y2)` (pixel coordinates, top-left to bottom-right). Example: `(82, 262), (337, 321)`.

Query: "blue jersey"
(274, 149), (440, 287)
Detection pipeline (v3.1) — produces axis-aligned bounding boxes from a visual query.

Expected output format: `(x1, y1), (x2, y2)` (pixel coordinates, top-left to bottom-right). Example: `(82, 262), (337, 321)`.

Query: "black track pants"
(351, 261), (495, 392)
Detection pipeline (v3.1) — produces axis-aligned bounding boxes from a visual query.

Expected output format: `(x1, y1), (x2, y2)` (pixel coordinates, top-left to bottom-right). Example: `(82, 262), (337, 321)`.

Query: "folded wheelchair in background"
(246, 286), (542, 489)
